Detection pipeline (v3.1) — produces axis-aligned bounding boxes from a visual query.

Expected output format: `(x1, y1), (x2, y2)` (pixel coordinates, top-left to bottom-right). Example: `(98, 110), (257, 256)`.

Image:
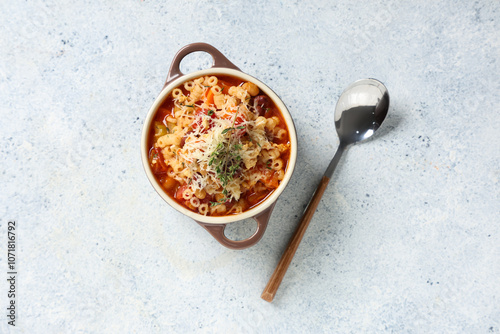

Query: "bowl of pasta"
(141, 43), (297, 249)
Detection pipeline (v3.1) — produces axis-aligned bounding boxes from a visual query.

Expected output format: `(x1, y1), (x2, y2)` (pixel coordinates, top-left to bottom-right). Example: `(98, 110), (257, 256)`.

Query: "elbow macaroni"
(148, 75), (291, 216)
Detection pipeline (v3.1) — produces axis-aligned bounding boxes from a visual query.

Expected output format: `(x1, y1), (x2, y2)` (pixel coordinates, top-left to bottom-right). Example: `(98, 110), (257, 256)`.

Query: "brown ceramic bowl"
(141, 43), (297, 249)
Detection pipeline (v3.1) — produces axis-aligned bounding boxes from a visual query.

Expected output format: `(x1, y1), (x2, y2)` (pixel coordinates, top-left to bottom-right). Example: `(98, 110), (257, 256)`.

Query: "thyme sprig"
(208, 110), (244, 204)
(221, 125), (245, 134)
(210, 198), (227, 207)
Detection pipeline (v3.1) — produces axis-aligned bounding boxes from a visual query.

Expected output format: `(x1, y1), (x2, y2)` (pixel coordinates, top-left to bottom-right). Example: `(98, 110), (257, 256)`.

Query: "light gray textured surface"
(1, 0), (499, 333)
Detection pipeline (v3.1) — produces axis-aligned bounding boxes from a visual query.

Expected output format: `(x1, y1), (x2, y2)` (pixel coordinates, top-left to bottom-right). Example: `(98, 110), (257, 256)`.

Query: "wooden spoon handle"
(261, 175), (331, 302)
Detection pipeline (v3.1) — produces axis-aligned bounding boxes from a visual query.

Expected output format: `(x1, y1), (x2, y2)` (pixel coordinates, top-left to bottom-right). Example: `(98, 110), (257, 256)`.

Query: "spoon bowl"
(324, 79), (389, 178)
(262, 78), (390, 302)
(335, 79), (390, 145)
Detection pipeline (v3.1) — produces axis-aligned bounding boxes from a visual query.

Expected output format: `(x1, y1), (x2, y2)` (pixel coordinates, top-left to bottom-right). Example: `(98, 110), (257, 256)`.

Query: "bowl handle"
(195, 202), (276, 250)
(164, 43), (240, 88)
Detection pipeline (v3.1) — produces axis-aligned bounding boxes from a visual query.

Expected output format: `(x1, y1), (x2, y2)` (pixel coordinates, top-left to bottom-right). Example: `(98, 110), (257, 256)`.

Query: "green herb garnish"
(210, 198), (227, 207)
(208, 111), (245, 199)
(221, 125), (245, 134)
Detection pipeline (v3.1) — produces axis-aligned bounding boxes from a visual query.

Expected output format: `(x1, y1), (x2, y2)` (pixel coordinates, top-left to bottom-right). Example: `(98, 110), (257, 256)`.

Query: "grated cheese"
(154, 76), (290, 209)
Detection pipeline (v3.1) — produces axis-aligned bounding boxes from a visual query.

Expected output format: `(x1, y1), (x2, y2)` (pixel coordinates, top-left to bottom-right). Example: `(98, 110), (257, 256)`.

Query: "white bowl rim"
(141, 68), (297, 224)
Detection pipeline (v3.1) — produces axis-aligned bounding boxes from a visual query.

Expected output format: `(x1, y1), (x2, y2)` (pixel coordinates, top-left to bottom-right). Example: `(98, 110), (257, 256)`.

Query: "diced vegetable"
(154, 121), (168, 137)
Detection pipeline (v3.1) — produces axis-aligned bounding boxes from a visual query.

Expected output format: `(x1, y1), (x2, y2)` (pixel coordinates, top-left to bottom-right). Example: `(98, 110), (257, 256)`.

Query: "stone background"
(1, 0), (499, 333)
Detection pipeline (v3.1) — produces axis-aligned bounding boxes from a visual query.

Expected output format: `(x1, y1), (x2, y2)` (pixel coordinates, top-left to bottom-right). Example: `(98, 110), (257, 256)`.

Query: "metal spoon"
(261, 78), (390, 302)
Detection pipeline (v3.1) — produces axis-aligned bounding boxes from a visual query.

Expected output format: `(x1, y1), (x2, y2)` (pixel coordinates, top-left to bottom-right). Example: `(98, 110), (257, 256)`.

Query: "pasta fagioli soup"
(148, 75), (290, 216)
